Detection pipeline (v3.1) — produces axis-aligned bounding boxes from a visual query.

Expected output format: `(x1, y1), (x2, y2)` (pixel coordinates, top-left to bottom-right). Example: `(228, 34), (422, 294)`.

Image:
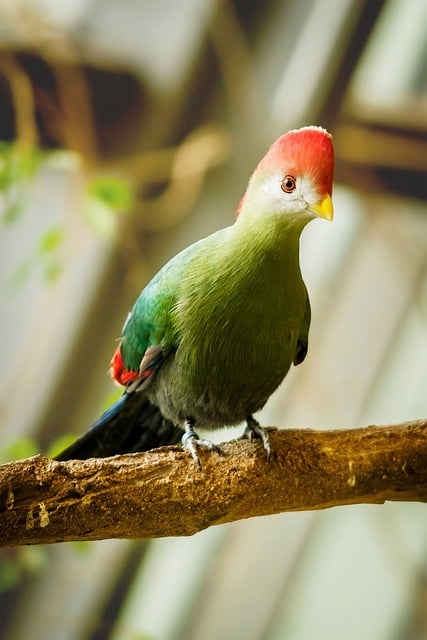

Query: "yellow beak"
(311, 193), (333, 221)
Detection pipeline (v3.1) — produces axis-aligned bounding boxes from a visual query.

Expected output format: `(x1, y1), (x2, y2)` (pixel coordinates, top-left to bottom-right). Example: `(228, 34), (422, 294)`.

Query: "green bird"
(56, 126), (334, 465)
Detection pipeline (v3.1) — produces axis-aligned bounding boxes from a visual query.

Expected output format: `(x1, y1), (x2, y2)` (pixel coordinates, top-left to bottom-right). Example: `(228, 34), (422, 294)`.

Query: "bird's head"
(238, 126), (334, 225)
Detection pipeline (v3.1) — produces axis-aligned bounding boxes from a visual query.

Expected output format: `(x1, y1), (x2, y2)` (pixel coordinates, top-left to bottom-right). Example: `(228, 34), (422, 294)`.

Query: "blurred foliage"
(1, 141), (137, 288)
(0, 541), (93, 595)
(44, 433), (79, 459)
(0, 555), (22, 591)
(0, 431), (83, 464)
(0, 436), (40, 464)
(88, 175), (135, 211)
(45, 388), (123, 458)
(10, 224), (65, 286)
(0, 141), (66, 285)
(83, 174), (135, 238)
(0, 142), (44, 225)
(0, 546), (49, 593)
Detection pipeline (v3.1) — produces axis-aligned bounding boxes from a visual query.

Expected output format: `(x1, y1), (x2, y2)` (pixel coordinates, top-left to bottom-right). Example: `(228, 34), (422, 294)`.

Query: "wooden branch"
(1, 420), (426, 547)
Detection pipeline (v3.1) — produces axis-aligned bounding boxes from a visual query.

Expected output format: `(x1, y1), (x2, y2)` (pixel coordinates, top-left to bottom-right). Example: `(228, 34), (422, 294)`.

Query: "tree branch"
(1, 420), (426, 547)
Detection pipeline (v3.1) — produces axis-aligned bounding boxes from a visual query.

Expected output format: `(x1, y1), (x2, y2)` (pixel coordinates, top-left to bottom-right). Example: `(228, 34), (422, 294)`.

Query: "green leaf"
(87, 175), (134, 212)
(0, 559), (22, 592)
(0, 143), (46, 227)
(84, 175), (134, 238)
(0, 143), (43, 191)
(37, 227), (65, 255)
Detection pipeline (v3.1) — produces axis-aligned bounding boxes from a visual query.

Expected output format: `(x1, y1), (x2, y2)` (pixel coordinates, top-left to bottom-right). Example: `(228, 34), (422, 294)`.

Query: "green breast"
(159, 219), (308, 427)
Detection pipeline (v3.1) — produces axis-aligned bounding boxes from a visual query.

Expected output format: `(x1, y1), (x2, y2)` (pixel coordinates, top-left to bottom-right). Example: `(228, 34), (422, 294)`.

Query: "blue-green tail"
(54, 393), (183, 461)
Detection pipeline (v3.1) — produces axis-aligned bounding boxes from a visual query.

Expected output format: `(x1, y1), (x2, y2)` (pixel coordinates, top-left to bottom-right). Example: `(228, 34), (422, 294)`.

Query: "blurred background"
(1, 0), (427, 638)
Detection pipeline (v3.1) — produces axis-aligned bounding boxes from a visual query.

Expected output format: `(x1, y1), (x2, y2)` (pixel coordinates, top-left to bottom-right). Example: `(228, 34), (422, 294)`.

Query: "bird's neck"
(233, 207), (307, 271)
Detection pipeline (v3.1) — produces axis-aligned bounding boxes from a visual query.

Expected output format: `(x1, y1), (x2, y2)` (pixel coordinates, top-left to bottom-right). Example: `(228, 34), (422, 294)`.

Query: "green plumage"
(55, 126), (334, 462)
(121, 214), (310, 429)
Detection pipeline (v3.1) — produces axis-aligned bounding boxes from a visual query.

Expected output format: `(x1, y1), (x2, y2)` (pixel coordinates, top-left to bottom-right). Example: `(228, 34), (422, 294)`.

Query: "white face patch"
(246, 172), (319, 219)
(296, 175), (319, 210)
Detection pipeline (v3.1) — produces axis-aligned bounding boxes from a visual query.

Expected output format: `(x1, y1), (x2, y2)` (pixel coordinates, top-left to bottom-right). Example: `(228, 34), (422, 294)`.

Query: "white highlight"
(39, 502), (50, 528)
(122, 311), (132, 334)
(347, 461), (356, 488)
(288, 125), (332, 140)
(6, 487), (14, 509)
(25, 503), (50, 529)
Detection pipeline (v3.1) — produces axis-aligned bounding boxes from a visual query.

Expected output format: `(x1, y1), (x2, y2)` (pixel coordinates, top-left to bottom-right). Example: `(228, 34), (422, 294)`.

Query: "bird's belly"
(148, 323), (297, 429)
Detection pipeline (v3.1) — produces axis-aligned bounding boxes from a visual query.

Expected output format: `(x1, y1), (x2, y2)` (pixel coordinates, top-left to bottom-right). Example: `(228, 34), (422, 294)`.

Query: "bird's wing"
(111, 227), (231, 389)
(293, 289), (311, 366)
(111, 261), (180, 389)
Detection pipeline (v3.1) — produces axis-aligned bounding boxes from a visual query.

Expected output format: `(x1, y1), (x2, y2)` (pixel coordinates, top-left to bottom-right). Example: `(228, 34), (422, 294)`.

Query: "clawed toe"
(182, 420), (221, 467)
(243, 416), (272, 461)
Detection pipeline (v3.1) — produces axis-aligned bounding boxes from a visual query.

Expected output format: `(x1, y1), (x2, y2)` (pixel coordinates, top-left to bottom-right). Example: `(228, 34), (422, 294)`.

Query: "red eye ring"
(281, 175), (296, 193)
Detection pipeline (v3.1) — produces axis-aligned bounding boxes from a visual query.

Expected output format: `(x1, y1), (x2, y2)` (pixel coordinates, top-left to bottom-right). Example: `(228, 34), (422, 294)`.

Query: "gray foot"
(243, 416), (271, 461)
(181, 419), (221, 467)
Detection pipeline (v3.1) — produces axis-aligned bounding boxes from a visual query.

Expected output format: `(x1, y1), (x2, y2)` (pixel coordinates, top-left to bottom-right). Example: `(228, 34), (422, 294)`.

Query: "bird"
(55, 125), (334, 465)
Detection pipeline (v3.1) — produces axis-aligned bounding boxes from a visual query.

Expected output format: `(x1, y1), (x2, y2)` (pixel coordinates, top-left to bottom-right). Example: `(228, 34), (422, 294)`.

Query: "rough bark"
(1, 420), (426, 547)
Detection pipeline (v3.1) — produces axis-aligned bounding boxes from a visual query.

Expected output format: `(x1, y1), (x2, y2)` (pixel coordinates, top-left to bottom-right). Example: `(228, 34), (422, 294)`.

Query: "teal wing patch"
(119, 228), (228, 374)
(120, 266), (179, 373)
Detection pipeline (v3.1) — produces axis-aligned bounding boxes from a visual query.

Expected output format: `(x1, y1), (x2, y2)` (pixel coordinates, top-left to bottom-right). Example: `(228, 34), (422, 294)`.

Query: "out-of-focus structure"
(1, 1), (427, 639)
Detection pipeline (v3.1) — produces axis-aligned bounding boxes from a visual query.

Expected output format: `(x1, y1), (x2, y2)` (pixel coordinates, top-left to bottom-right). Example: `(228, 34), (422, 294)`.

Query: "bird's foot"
(182, 420), (221, 468)
(243, 416), (272, 461)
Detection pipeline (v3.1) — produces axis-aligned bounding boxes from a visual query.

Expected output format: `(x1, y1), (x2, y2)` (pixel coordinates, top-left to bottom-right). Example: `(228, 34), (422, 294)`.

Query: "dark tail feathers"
(54, 392), (183, 461)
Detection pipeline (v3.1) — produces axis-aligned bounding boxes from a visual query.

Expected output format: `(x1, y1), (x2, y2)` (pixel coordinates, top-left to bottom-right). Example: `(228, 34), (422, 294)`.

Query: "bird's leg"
(181, 418), (221, 467)
(243, 415), (272, 461)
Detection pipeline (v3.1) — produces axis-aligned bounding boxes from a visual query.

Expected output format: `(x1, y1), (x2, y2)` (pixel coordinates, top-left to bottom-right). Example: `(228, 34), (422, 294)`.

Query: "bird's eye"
(281, 175), (296, 193)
